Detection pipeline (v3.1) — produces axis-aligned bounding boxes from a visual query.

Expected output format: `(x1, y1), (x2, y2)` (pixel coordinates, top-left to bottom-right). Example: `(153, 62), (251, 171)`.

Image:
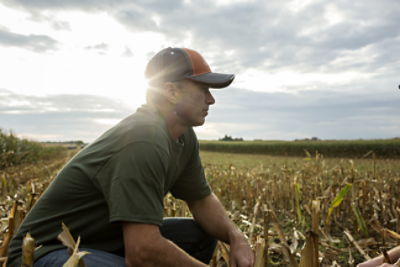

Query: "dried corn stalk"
(57, 223), (89, 267)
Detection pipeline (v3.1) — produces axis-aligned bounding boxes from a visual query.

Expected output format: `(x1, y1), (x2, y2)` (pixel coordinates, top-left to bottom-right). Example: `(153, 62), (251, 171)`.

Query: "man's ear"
(162, 82), (179, 105)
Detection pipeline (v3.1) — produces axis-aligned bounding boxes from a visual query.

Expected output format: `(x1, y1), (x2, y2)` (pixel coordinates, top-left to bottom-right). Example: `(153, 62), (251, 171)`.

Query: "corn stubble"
(175, 151), (399, 266)
(2, 146), (400, 266)
(0, 145), (75, 267)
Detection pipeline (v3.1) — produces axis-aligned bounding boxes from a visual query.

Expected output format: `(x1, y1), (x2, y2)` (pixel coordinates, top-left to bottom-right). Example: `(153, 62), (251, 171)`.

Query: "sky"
(0, 0), (399, 142)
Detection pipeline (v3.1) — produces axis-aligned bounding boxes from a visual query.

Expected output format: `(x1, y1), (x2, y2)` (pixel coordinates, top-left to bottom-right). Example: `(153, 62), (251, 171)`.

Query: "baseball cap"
(145, 47), (235, 89)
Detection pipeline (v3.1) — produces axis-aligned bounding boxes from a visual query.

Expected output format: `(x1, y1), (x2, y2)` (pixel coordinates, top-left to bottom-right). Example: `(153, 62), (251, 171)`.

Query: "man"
(6, 48), (254, 267)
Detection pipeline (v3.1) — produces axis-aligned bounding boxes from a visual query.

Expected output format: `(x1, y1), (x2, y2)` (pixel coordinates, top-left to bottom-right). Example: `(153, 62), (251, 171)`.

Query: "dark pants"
(34, 218), (217, 266)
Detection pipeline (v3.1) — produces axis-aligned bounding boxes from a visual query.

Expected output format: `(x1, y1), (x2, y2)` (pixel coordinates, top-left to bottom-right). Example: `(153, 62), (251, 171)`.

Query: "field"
(0, 129), (65, 169)
(199, 139), (400, 159)
(197, 151), (400, 266)
(2, 132), (400, 266)
(0, 130), (75, 266)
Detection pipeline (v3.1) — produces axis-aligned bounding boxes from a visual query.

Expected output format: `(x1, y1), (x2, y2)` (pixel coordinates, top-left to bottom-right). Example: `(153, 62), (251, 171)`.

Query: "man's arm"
(122, 222), (207, 267)
(187, 193), (254, 267)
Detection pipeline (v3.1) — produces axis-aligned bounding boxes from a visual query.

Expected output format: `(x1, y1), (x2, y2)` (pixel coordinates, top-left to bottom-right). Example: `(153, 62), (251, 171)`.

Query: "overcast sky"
(0, 0), (399, 142)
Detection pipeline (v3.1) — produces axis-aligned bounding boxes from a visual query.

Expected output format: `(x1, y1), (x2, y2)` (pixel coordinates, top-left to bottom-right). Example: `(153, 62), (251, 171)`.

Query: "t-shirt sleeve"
(94, 142), (169, 227)
(170, 132), (212, 201)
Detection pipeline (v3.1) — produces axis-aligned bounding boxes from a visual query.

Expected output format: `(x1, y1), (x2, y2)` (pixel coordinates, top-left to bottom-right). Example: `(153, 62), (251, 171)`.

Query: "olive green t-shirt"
(6, 105), (211, 267)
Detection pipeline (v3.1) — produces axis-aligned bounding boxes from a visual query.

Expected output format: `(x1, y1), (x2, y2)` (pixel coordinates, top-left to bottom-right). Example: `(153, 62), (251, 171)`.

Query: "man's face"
(174, 79), (216, 127)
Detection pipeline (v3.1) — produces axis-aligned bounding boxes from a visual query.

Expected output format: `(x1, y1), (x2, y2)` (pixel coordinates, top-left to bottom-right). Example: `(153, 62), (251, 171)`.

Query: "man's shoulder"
(103, 106), (169, 146)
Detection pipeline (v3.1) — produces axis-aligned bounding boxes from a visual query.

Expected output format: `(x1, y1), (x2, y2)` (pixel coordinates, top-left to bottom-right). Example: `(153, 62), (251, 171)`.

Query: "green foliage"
(330, 184), (352, 209)
(200, 139), (400, 159)
(295, 183), (302, 222)
(0, 128), (65, 169)
(326, 184), (352, 224)
(352, 204), (369, 238)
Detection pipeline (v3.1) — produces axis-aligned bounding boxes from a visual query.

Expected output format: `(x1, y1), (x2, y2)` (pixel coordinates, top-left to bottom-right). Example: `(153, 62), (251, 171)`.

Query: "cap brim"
(186, 73), (235, 89)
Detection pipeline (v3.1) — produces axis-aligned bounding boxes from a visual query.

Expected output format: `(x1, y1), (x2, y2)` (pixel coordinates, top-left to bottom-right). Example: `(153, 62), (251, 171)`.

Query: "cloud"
(0, 26), (58, 52)
(50, 20), (71, 31)
(111, 0), (400, 80)
(114, 9), (159, 32)
(85, 42), (108, 54)
(203, 86), (400, 140)
(0, 89), (135, 142)
(85, 43), (108, 50)
(1, 0), (399, 141)
(121, 46), (133, 57)
(26, 12), (72, 31)
(2, 0), (400, 77)
(1, 0), (117, 13)
(1, 87), (399, 142)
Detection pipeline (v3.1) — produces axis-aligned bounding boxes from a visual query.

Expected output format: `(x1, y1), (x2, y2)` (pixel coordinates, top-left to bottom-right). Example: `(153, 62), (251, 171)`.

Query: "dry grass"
(0, 148), (79, 266)
(2, 147), (400, 266)
(194, 151), (400, 266)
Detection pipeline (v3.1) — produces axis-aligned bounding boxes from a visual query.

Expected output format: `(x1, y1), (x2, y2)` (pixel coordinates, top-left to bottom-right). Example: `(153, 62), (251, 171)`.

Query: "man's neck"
(152, 103), (186, 141)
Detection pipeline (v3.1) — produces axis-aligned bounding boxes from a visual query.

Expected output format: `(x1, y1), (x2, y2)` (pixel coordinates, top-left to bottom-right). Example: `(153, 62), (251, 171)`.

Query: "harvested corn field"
(160, 151), (400, 266)
(2, 140), (400, 266)
(197, 151), (400, 266)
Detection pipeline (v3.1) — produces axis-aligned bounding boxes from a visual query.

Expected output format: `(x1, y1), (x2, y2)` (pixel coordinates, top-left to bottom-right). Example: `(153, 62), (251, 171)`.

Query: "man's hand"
(358, 264), (396, 267)
(357, 260), (400, 267)
(228, 231), (254, 267)
(187, 194), (254, 267)
(357, 247), (400, 267)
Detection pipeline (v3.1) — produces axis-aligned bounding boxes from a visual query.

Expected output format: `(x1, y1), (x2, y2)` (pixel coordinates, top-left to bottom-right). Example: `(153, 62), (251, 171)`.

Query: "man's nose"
(205, 89), (215, 105)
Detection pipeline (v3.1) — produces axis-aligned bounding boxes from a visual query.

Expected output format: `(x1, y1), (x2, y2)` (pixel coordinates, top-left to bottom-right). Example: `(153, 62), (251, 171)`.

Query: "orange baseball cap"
(145, 47), (235, 89)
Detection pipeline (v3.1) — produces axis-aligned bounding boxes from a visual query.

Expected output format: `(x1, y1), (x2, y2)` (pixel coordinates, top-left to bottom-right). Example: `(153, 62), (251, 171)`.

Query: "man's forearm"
(187, 193), (244, 244)
(128, 237), (207, 267)
(122, 222), (207, 267)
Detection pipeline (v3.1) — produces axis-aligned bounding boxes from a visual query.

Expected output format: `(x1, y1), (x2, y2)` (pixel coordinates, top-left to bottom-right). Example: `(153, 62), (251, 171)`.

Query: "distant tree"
(219, 135), (243, 141)
(294, 137), (319, 141)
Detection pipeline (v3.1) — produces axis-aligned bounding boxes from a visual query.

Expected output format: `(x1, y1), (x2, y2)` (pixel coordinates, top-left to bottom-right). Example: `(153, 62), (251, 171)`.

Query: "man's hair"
(146, 79), (187, 105)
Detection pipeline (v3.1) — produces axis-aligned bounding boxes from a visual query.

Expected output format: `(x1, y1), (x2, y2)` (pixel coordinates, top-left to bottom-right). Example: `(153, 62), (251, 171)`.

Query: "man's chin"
(192, 119), (206, 127)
